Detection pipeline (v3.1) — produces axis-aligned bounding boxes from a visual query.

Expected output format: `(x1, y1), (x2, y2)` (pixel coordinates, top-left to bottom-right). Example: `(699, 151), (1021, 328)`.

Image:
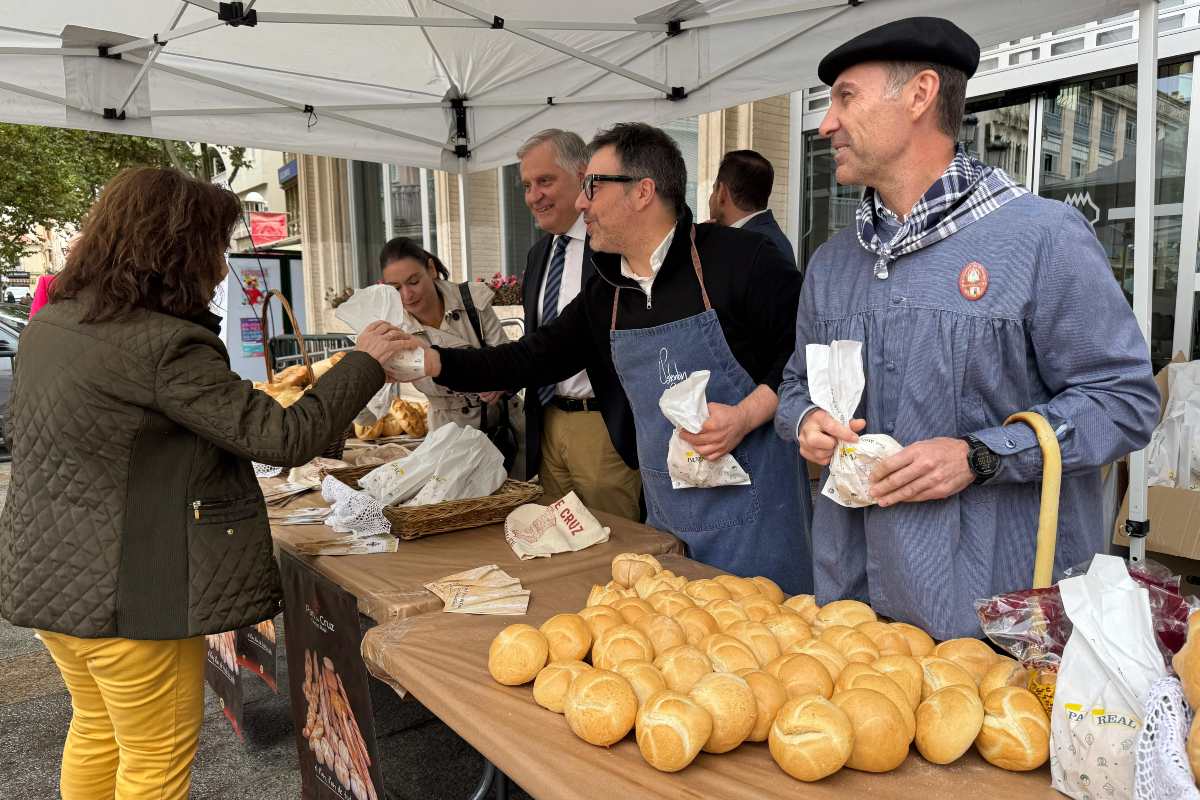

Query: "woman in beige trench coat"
(375, 237), (526, 477)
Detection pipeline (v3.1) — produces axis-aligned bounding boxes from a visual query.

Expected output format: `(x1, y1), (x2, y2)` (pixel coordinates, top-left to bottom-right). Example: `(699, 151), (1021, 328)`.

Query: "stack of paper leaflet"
(424, 565), (530, 615)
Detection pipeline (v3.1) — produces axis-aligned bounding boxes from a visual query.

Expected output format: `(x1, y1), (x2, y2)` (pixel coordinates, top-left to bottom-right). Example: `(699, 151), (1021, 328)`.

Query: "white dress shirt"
(619, 227), (676, 306)
(729, 209), (769, 229)
(537, 214), (594, 399)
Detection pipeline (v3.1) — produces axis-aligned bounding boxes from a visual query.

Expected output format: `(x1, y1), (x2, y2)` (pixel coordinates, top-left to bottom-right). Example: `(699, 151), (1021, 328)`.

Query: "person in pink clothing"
(29, 274), (55, 318)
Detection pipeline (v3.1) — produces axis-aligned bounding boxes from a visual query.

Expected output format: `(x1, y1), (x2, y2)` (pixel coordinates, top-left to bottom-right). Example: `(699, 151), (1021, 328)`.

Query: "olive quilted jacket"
(0, 299), (384, 639)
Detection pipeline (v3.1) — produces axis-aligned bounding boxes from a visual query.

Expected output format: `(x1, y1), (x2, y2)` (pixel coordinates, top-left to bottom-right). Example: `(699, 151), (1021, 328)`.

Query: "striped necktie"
(537, 235), (570, 407)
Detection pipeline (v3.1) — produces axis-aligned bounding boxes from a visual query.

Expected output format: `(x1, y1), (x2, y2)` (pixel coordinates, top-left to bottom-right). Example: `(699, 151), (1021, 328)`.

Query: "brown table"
(269, 489), (684, 622)
(361, 554), (1061, 800)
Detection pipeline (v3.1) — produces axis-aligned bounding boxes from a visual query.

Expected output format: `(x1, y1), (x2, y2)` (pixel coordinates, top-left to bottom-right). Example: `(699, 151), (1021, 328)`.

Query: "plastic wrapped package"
(335, 285), (427, 421)
(658, 370), (751, 489)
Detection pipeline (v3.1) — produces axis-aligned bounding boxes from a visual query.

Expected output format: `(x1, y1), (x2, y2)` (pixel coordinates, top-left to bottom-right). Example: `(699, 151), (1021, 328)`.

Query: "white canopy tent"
(0, 0), (1165, 559)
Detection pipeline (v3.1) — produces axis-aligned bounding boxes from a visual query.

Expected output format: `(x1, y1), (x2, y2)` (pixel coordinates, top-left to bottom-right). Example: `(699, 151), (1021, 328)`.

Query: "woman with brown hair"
(0, 167), (406, 799)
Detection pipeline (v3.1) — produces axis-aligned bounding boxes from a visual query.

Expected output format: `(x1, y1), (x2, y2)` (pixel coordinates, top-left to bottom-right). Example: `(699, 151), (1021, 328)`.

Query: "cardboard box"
(1113, 355), (1200, 559)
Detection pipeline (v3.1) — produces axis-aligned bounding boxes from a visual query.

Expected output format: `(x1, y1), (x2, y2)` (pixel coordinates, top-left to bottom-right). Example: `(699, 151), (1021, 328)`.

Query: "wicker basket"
(260, 289), (351, 460)
(325, 465), (543, 540)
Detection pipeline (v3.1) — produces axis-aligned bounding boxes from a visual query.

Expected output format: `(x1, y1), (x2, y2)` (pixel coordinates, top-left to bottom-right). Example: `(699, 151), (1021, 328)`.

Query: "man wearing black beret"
(775, 17), (1159, 638)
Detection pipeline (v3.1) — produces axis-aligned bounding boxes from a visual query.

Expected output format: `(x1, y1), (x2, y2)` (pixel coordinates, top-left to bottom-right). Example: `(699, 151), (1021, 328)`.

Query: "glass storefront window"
(351, 161), (387, 287)
(387, 165), (423, 241)
(799, 132), (861, 268)
(662, 117), (700, 212)
(1037, 62), (1193, 370)
(502, 163), (542, 279)
(959, 96), (1032, 185)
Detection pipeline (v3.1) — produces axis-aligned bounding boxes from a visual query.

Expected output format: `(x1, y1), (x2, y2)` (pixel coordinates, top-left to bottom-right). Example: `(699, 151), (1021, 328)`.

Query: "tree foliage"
(0, 123), (248, 268)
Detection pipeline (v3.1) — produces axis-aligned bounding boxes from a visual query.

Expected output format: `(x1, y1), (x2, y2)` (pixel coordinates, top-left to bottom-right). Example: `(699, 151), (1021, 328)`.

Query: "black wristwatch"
(962, 435), (1000, 485)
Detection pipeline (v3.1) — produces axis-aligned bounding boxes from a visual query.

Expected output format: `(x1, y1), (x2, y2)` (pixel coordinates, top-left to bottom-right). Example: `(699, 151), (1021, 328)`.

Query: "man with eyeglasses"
(400, 122), (813, 593)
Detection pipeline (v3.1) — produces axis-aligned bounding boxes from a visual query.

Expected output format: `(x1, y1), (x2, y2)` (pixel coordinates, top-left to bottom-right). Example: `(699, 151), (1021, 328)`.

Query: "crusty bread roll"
(540, 613), (593, 663)
(1189, 713), (1200, 786)
(735, 668), (788, 742)
(613, 597), (656, 625)
(533, 660), (592, 713)
(688, 671), (757, 753)
(920, 656), (977, 702)
(564, 668), (638, 746)
(488, 624), (549, 686)
(789, 639), (849, 683)
(764, 653), (834, 700)
(835, 668), (915, 740)
(736, 593), (781, 622)
(611, 552), (662, 589)
(974, 686), (1050, 771)
(647, 590), (696, 617)
(872, 655), (924, 711)
(705, 599), (751, 630)
(674, 606), (720, 645)
(782, 594), (821, 624)
(635, 689), (713, 772)
(684, 579), (732, 603)
(1173, 610), (1200, 709)
(635, 569), (688, 599)
(700, 633), (759, 674)
(725, 620), (782, 666)
(272, 363), (311, 389)
(713, 574), (761, 599)
(934, 638), (999, 686)
(592, 624), (655, 671)
(916, 684), (984, 764)
(587, 582), (630, 608)
(815, 599), (877, 631)
(890, 622), (935, 657)
(634, 614), (688, 658)
(856, 621), (912, 657)
(769, 696), (854, 781)
(762, 613), (813, 651)
(309, 351), (346, 381)
(832, 688), (911, 772)
(749, 576), (785, 604)
(655, 644), (714, 694)
(979, 658), (1030, 700)
(578, 605), (624, 642)
(614, 660), (668, 708)
(820, 625), (881, 665)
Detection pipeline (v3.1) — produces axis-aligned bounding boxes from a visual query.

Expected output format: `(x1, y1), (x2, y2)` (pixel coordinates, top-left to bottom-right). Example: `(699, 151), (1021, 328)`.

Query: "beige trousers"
(539, 407), (641, 521)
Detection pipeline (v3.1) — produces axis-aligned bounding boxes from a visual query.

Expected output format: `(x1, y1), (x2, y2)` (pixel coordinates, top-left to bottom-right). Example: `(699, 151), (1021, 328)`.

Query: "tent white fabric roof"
(0, 0), (1138, 172)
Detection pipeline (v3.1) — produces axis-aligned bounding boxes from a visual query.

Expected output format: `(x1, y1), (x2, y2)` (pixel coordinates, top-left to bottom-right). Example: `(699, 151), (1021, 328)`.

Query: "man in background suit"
(708, 149), (797, 269)
(518, 129), (642, 520)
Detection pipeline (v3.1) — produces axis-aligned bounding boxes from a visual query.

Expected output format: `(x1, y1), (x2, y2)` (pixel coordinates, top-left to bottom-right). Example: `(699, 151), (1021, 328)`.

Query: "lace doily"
(1135, 675), (1200, 800)
(321, 475), (391, 538)
(253, 462), (283, 478)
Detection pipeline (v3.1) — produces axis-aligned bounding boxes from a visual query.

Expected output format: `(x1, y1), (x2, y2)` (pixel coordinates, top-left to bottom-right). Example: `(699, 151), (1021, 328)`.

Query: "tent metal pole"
(429, 0), (673, 95)
(690, 6), (850, 94)
(168, 51), (445, 98)
(116, 1), (189, 117)
(464, 93), (660, 108)
(1128, 0), (1160, 565)
(469, 29), (644, 100)
(184, 0), (220, 11)
(0, 78), (67, 106)
(787, 90), (804, 266)
(154, 102), (447, 114)
(420, 168), (433, 251)
(680, 0), (846, 30)
(403, 0), (462, 97)
(255, 11), (661, 32)
(0, 47), (96, 56)
(1171, 53), (1200, 360)
(109, 16), (227, 55)
(0, 25), (59, 39)
(458, 169), (472, 281)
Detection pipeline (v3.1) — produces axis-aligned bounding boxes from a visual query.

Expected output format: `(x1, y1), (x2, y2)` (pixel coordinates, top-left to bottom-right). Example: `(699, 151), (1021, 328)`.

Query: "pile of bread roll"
(254, 352), (348, 408)
(1174, 610), (1200, 784)
(353, 397), (428, 440)
(487, 553), (1051, 781)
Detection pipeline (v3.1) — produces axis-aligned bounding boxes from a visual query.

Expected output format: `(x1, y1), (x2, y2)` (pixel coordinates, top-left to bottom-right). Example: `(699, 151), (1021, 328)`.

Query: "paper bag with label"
(658, 370), (752, 490)
(1050, 554), (1167, 800)
(358, 422), (461, 505)
(807, 340), (902, 508)
(505, 492), (611, 559)
(424, 565), (531, 615)
(335, 284), (427, 421)
(403, 425), (506, 507)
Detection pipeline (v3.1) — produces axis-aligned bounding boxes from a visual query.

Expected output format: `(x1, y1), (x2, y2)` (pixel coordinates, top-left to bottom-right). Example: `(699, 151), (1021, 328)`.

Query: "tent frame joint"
(102, 107), (126, 120)
(491, 15), (504, 29)
(848, 0), (862, 6)
(666, 19), (683, 37)
(450, 96), (471, 159)
(669, 86), (687, 101)
(1124, 519), (1149, 539)
(218, 2), (258, 28)
(97, 46), (121, 60)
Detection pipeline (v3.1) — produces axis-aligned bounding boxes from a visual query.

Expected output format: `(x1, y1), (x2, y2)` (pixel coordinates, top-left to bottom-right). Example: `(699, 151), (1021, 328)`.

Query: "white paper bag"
(658, 371), (752, 490)
(505, 492), (611, 559)
(1050, 554), (1168, 800)
(424, 565), (531, 615)
(404, 425), (506, 506)
(806, 340), (902, 508)
(335, 285), (427, 420)
(358, 422), (462, 505)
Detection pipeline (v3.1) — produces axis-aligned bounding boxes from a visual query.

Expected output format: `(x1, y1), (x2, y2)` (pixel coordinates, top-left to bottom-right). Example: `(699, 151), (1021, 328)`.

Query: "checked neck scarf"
(856, 146), (1029, 280)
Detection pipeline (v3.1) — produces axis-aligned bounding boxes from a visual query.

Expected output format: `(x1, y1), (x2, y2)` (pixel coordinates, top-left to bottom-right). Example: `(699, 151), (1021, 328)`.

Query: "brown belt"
(550, 396), (597, 413)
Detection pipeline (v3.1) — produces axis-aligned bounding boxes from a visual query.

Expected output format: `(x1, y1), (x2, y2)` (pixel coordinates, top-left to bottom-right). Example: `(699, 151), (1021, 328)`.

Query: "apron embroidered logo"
(658, 347), (688, 386)
(959, 261), (989, 300)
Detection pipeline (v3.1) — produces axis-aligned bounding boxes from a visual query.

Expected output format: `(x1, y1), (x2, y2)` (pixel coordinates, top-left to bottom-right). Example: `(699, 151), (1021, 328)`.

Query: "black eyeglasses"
(582, 173), (636, 201)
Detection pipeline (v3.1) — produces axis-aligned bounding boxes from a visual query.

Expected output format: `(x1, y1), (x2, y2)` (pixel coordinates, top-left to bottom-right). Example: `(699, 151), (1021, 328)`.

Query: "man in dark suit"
(517, 129), (641, 520)
(708, 149), (797, 268)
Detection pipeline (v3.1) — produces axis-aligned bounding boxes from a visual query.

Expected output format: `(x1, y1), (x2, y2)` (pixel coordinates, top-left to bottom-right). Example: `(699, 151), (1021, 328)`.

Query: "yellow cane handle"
(1003, 411), (1061, 589)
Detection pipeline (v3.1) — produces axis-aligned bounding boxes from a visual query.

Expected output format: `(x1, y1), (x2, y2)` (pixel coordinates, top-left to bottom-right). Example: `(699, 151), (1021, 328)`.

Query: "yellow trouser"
(38, 630), (206, 800)
(540, 407), (642, 521)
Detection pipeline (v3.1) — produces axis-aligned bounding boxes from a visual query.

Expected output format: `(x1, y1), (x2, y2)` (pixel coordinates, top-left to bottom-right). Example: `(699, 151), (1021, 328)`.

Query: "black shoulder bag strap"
(456, 283), (506, 434)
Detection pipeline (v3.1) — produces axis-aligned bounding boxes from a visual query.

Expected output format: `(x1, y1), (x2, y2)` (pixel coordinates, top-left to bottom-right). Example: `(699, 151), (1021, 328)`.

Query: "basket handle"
(1003, 411), (1062, 589)
(261, 289), (314, 386)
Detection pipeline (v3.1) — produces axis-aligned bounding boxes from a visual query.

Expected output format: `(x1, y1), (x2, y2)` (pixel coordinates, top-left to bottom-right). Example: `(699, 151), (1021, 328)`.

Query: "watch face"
(976, 447), (1000, 476)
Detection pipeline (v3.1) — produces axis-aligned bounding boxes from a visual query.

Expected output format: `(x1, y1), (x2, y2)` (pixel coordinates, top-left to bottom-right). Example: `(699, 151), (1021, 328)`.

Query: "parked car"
(0, 320), (19, 459)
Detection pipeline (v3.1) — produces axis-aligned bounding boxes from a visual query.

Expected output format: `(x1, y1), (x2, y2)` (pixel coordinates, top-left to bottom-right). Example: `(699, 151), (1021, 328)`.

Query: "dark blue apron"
(608, 227), (813, 594)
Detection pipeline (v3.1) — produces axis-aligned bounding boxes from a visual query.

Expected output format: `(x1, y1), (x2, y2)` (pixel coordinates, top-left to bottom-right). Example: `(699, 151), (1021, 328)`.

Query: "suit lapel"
(524, 234), (553, 332)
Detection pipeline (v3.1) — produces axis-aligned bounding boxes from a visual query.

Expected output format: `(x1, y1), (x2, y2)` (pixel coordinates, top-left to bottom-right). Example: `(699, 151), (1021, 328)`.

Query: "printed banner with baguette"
(204, 631), (245, 739)
(237, 617), (280, 693)
(281, 551), (384, 800)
